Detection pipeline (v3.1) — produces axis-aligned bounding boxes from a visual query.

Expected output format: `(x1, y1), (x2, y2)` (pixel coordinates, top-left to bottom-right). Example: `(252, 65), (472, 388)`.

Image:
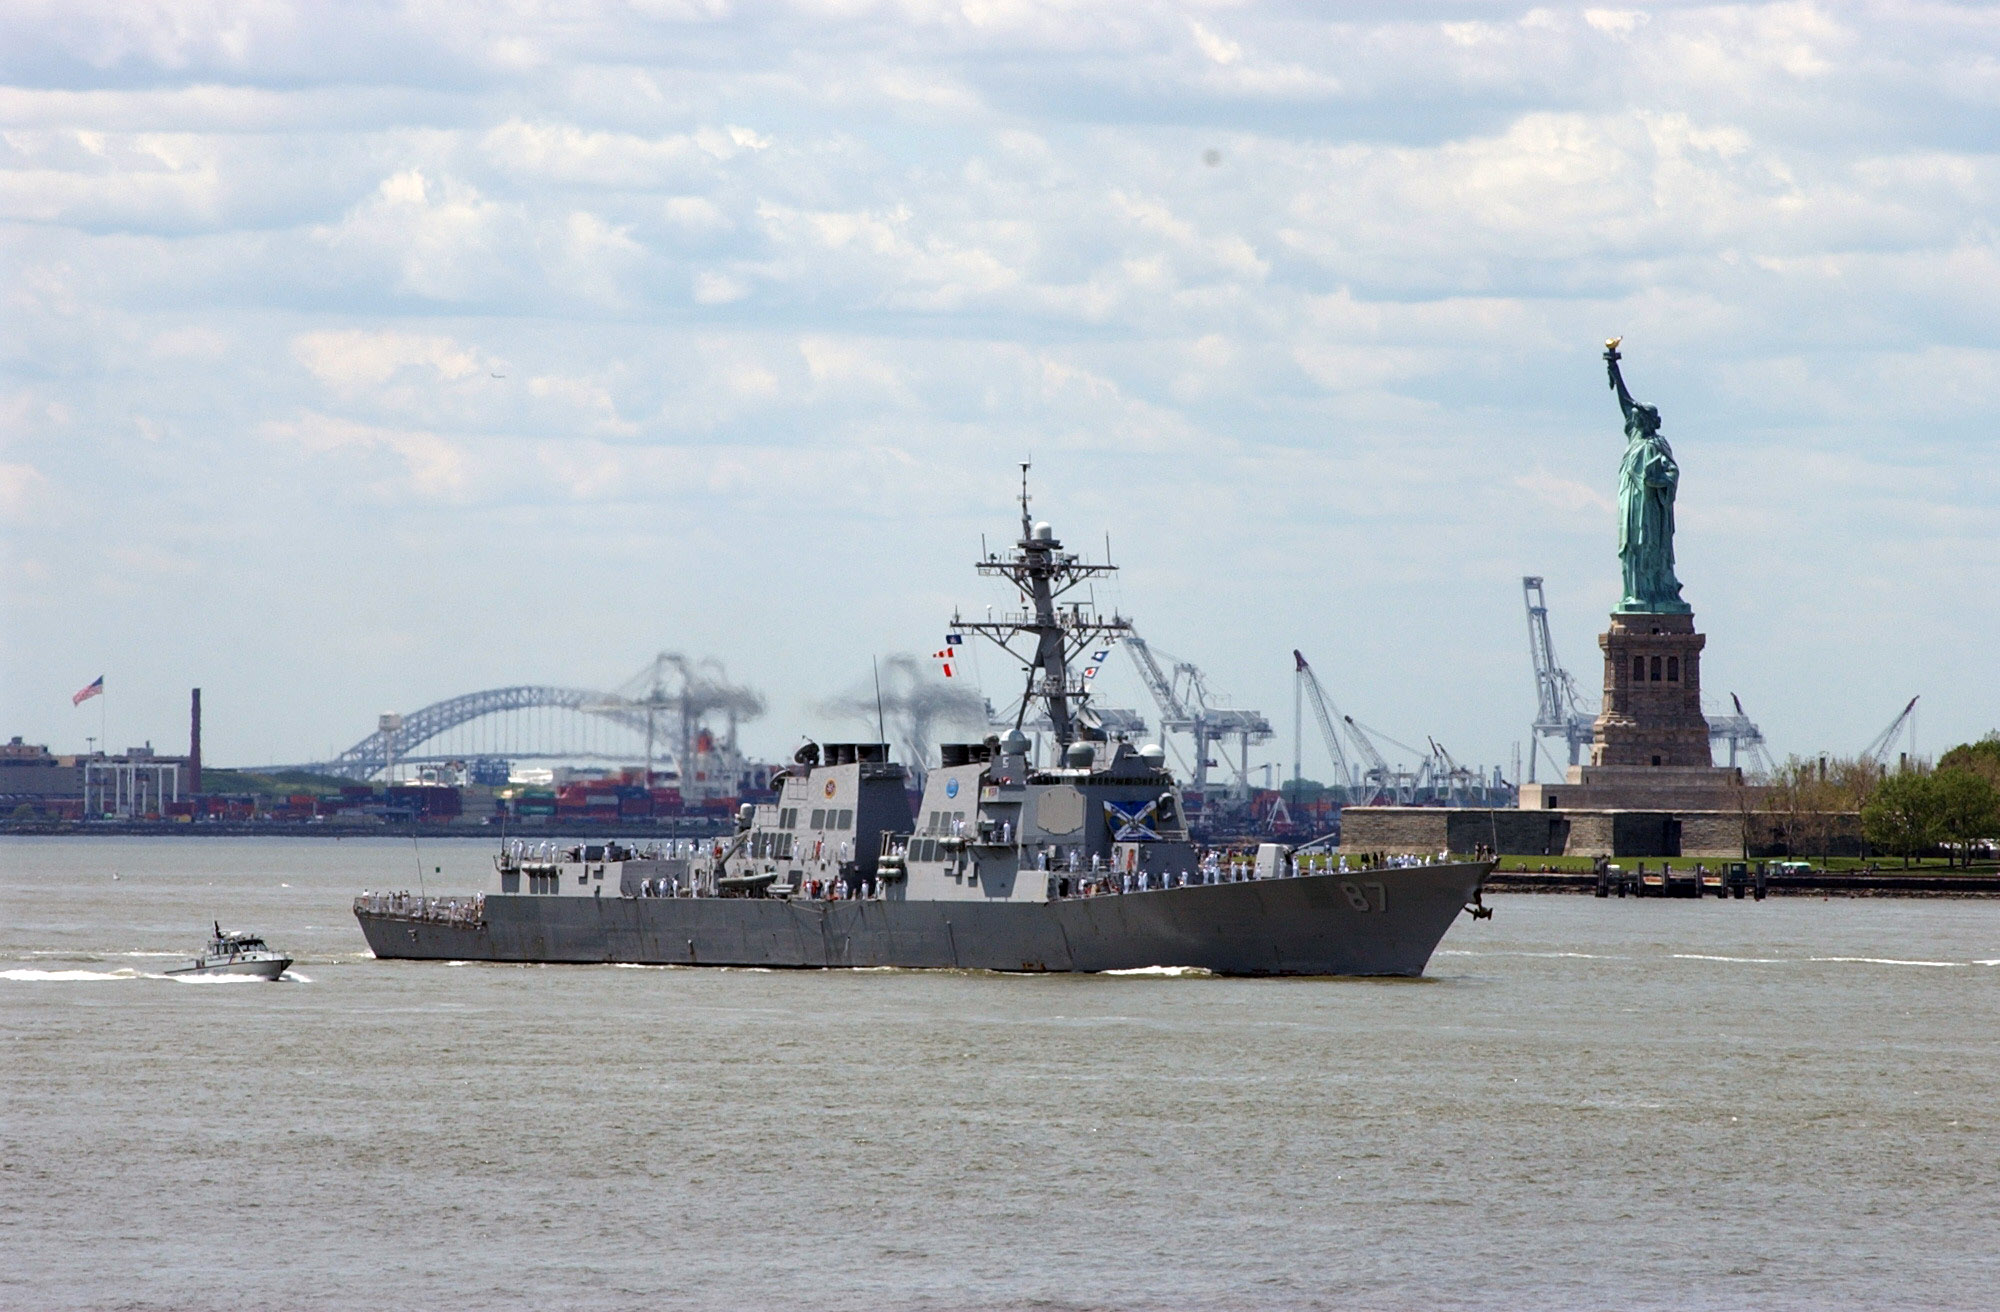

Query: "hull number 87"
(1340, 881), (1386, 913)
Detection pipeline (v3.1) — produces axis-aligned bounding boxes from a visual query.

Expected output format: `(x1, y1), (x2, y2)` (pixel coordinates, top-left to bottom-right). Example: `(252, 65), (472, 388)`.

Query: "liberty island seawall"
(4, 835), (1998, 1311)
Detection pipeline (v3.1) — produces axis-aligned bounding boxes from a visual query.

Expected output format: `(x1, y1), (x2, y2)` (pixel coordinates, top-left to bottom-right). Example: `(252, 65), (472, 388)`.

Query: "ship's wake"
(2, 966), (147, 982)
(2, 966), (310, 984)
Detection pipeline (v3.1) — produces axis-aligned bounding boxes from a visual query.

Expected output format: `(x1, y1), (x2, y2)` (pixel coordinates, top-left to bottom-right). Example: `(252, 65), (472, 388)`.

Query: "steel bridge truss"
(314, 686), (659, 780)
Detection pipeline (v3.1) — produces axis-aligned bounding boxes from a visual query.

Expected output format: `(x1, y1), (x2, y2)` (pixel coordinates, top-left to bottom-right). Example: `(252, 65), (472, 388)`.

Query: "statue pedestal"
(1517, 611), (1752, 815)
(1591, 612), (1711, 767)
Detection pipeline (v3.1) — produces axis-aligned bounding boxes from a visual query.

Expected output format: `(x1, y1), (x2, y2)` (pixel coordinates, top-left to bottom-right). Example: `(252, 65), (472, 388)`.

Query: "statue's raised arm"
(1604, 336), (1640, 426)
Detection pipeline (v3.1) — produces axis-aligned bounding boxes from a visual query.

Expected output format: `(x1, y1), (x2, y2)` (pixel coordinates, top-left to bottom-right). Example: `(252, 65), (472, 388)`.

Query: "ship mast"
(953, 464), (1131, 749)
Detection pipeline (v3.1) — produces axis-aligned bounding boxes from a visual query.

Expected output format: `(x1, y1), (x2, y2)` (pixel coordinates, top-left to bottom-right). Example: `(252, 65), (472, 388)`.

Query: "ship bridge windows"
(810, 808), (826, 829)
(836, 808), (853, 830)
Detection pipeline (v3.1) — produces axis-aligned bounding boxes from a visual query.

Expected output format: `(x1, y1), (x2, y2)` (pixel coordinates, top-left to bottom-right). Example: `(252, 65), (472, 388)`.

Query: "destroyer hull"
(355, 863), (1489, 977)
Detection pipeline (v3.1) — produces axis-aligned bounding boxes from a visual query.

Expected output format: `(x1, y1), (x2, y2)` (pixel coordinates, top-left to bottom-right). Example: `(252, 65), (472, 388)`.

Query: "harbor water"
(4, 836), (1997, 1311)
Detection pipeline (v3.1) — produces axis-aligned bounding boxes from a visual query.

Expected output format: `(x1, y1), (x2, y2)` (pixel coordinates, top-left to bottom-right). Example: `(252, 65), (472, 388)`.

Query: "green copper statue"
(1604, 338), (1691, 614)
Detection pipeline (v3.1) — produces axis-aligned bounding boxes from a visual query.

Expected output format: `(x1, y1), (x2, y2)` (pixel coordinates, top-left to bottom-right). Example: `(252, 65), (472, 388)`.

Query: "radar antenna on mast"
(952, 467), (1131, 751)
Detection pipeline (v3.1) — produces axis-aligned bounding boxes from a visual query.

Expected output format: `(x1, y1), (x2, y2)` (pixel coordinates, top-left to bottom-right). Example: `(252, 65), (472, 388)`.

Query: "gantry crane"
(1708, 692), (1776, 777)
(1522, 576), (1596, 781)
(1123, 633), (1274, 807)
(1427, 737), (1483, 806)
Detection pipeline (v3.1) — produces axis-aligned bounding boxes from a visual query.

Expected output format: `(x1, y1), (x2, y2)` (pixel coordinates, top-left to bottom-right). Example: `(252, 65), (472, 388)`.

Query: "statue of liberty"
(1604, 339), (1691, 614)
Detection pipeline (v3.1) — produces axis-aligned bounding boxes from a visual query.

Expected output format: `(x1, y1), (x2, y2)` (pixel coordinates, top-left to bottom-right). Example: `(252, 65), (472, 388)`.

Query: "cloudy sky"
(3, 0), (1996, 780)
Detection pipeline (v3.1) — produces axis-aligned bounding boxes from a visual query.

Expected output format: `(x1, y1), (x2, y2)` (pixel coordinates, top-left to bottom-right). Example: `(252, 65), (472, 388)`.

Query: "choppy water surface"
(4, 837), (1997, 1311)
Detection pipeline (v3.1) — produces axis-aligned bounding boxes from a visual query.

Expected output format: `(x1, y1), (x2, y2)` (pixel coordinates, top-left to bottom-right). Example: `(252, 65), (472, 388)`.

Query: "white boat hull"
(166, 956), (292, 981)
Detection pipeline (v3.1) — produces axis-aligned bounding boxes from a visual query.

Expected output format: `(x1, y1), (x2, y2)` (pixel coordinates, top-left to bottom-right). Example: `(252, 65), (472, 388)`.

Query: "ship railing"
(354, 891), (487, 928)
(1046, 850), (1449, 899)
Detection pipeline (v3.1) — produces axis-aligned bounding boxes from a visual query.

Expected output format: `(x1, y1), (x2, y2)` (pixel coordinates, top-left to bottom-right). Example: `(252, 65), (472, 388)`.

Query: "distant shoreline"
(1486, 869), (2000, 897)
(0, 820), (731, 841)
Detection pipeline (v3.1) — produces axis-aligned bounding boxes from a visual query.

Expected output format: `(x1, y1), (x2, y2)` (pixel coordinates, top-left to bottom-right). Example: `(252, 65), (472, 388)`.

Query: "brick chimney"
(189, 688), (202, 794)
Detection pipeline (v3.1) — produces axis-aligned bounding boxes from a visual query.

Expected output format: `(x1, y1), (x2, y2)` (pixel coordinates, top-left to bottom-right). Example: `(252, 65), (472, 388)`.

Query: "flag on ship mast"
(932, 648), (957, 678)
(72, 676), (104, 706)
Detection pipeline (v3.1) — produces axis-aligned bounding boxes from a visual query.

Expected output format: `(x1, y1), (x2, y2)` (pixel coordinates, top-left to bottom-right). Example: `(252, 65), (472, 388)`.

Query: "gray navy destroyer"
(355, 477), (1492, 975)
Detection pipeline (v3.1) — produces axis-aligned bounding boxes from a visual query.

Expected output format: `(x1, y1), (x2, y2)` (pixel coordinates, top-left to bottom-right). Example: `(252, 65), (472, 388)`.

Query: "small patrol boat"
(166, 922), (293, 981)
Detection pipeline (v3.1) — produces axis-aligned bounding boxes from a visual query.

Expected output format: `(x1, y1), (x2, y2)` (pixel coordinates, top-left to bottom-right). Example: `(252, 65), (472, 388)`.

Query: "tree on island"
(1764, 755), (1877, 859)
(1932, 769), (2000, 867)
(1936, 733), (2000, 789)
(1861, 772), (1945, 867)
(1858, 745), (2000, 868)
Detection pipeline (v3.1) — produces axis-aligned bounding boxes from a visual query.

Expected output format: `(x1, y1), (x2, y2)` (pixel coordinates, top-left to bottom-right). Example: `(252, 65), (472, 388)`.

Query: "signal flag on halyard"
(932, 649), (957, 678)
(945, 633), (963, 646)
(1082, 645), (1112, 682)
(72, 675), (104, 706)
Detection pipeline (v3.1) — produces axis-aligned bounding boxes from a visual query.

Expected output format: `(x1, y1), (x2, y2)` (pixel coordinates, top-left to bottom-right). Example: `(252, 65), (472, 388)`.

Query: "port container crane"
(1708, 692), (1776, 776)
(1522, 576), (1596, 781)
(1427, 737), (1482, 806)
(1123, 634), (1274, 806)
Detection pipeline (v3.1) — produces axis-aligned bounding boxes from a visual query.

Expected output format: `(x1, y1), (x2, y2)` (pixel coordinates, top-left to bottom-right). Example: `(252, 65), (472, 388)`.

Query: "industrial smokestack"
(189, 688), (202, 794)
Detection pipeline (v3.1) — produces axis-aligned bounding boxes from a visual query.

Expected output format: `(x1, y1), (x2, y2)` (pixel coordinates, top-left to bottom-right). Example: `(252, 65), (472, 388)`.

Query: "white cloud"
(479, 119), (769, 187)
(0, 461), (49, 519)
(292, 329), (493, 391)
(692, 270), (747, 303)
(1514, 470), (1614, 515)
(261, 412), (472, 498)
(1583, 10), (1648, 38)
(1189, 20), (1241, 67)
(318, 169), (517, 302)
(3, 0), (1998, 768)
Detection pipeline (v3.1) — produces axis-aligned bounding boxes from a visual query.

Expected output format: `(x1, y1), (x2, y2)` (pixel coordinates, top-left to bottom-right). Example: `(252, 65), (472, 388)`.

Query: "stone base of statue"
(1592, 612), (1712, 768)
(1517, 611), (1757, 821)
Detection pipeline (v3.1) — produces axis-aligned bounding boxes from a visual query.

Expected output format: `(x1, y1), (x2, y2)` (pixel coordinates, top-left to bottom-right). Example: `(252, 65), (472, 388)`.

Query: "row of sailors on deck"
(1053, 865), (1251, 899)
(636, 874), (888, 900)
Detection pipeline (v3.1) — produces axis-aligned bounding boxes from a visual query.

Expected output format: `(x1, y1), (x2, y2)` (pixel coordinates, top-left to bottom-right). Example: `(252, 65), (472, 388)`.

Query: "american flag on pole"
(72, 676), (104, 706)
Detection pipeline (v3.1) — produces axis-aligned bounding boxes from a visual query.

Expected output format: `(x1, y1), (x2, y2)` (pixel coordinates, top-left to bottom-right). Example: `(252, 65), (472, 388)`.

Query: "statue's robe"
(1617, 431), (1686, 611)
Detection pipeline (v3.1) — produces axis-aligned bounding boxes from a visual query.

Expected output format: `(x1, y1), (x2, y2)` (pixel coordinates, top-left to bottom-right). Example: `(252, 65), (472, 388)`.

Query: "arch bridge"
(313, 686), (655, 780)
(304, 658), (767, 781)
